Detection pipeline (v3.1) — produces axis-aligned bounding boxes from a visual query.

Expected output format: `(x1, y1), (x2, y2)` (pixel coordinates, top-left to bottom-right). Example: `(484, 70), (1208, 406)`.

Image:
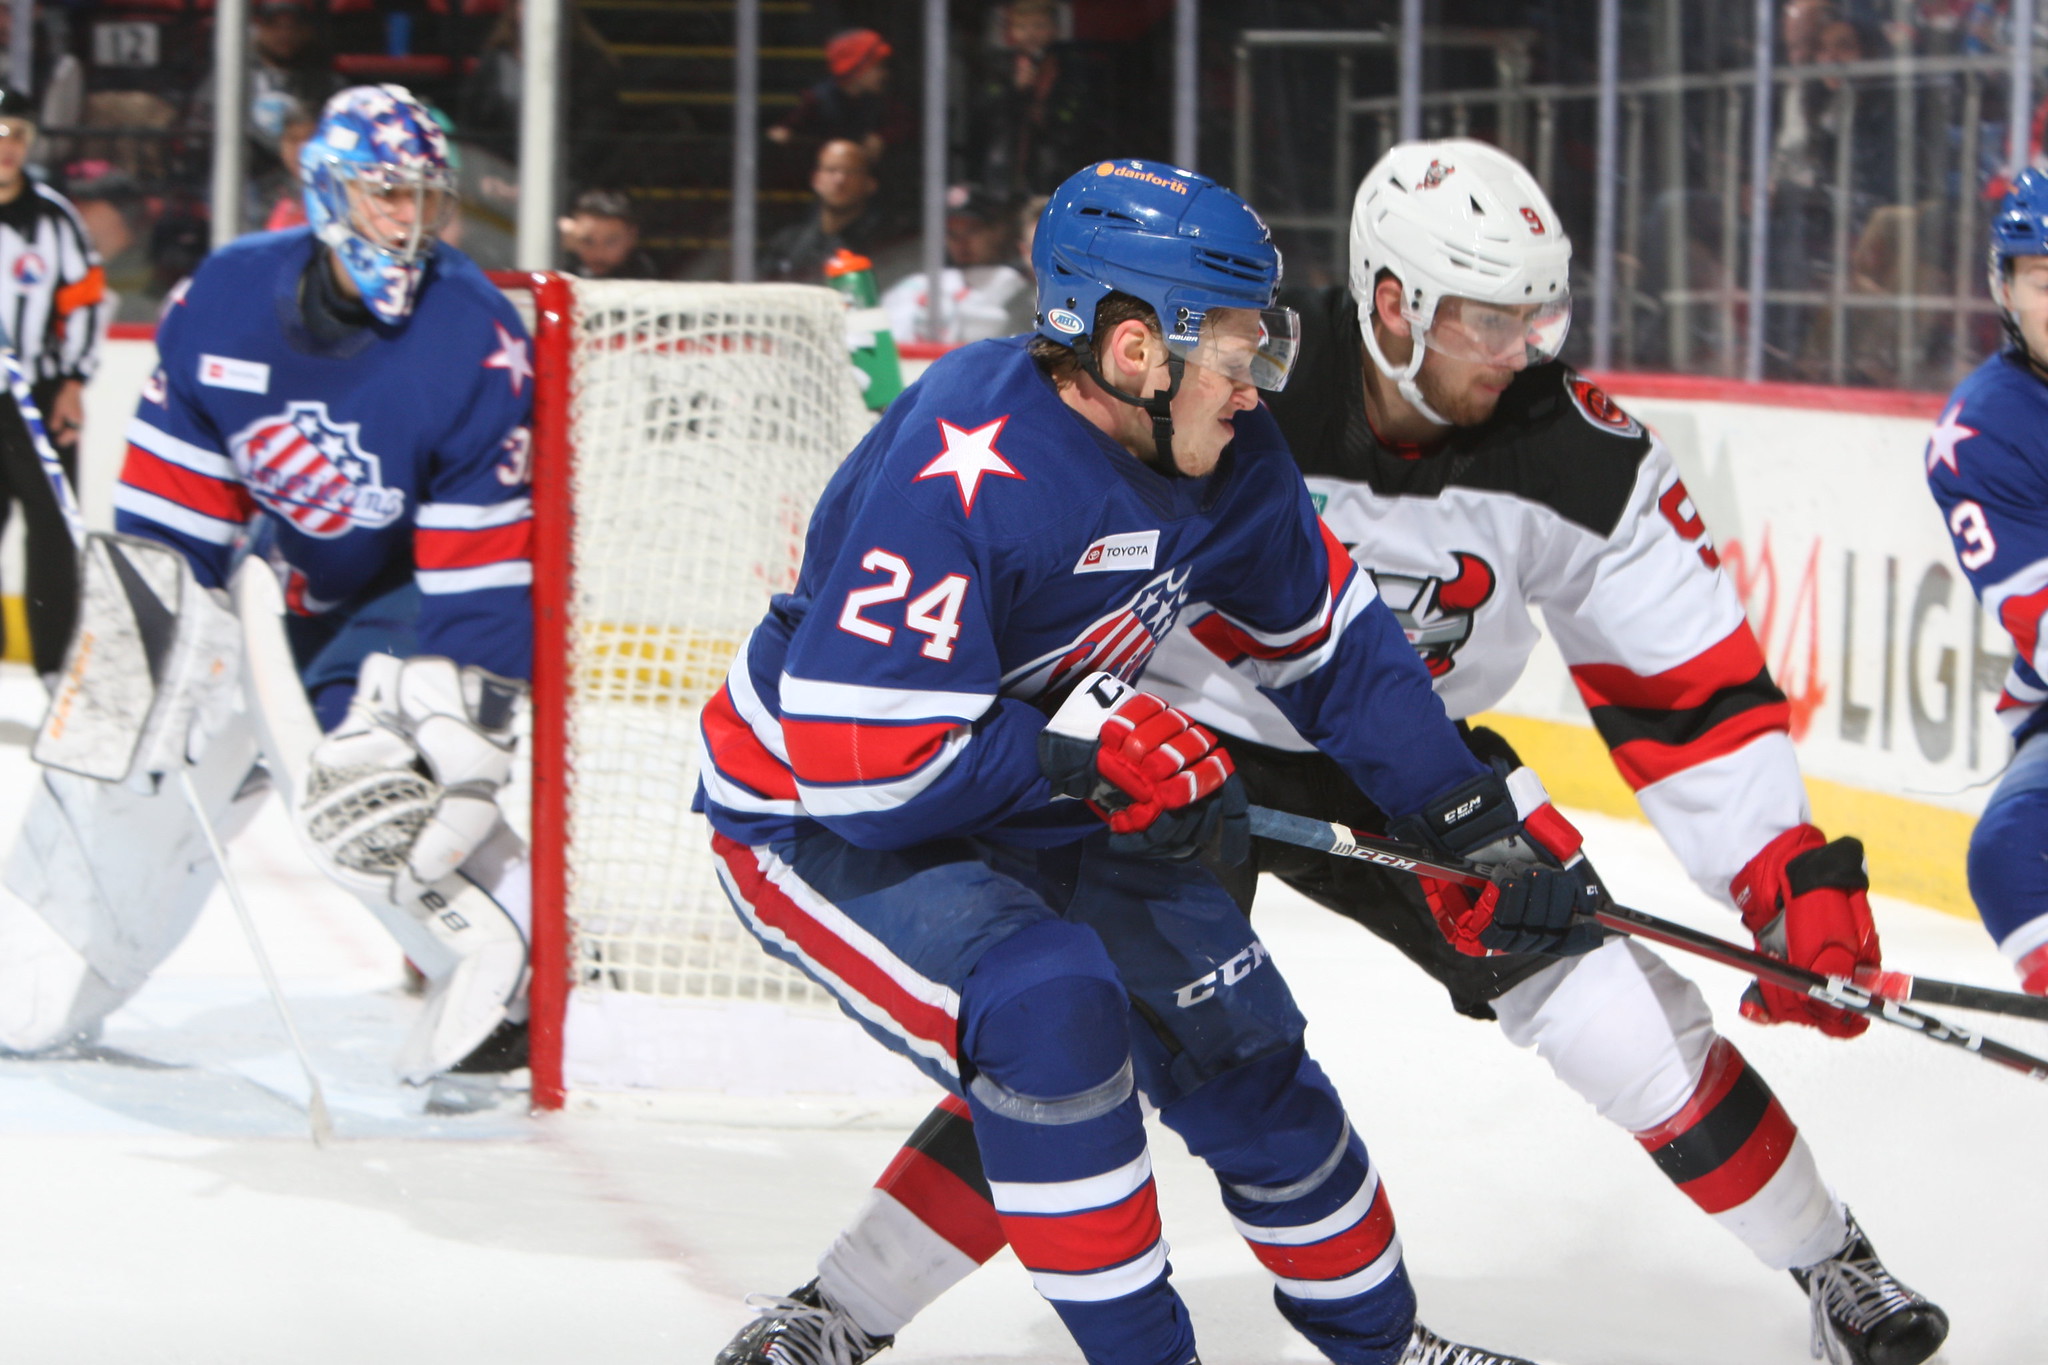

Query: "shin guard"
(1494, 937), (1846, 1271)
(960, 919), (1192, 1365)
(1164, 1045), (1414, 1365)
(817, 1094), (1005, 1338)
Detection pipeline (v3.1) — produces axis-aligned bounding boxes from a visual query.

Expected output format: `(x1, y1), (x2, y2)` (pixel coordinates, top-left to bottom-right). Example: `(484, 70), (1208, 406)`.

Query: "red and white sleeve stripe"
(775, 674), (992, 817)
(113, 417), (253, 545)
(1982, 555), (2048, 684)
(414, 496), (533, 594)
(1192, 519), (1376, 688)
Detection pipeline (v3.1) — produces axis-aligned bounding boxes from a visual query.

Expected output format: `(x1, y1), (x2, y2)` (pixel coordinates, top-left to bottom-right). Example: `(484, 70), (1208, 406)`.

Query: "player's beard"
(1415, 355), (1515, 428)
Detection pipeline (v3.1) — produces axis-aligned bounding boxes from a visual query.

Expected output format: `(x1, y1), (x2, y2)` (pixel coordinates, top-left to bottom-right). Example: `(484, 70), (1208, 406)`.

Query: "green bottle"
(825, 248), (904, 411)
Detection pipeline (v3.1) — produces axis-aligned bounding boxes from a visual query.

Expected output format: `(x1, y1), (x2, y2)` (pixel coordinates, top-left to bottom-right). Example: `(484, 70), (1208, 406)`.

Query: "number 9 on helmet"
(1349, 139), (1573, 423)
(300, 84), (458, 325)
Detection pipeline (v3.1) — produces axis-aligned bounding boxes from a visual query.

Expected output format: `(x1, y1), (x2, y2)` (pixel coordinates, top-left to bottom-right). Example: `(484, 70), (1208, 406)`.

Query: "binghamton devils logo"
(1567, 377), (1644, 438)
(1367, 551), (1496, 677)
(229, 401), (406, 538)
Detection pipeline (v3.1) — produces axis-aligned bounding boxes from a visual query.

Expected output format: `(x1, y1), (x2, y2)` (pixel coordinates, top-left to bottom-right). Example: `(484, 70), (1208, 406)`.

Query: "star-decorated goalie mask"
(301, 84), (457, 325)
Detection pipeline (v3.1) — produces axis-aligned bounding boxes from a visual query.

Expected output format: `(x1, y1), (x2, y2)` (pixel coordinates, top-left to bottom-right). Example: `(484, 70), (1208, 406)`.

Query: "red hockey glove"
(1731, 824), (1880, 1038)
(1039, 672), (1249, 864)
(1391, 761), (1607, 958)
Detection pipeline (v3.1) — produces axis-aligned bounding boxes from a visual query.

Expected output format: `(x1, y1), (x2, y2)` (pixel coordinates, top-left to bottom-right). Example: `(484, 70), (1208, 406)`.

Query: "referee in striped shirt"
(0, 87), (106, 678)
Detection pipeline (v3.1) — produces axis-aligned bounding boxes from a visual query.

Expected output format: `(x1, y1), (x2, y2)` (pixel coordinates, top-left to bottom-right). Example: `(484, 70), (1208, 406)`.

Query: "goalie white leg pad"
(392, 826), (531, 1084)
(0, 722), (265, 1053)
(0, 886), (104, 1053)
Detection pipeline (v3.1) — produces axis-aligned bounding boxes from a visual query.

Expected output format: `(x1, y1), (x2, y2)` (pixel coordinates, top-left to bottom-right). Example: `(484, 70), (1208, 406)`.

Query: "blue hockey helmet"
(301, 85), (456, 325)
(1032, 159), (1299, 393)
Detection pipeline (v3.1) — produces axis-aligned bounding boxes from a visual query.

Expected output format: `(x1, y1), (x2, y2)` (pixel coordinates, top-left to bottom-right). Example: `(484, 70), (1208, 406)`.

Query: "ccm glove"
(1390, 761), (1607, 958)
(1039, 671), (1249, 864)
(1731, 824), (1880, 1038)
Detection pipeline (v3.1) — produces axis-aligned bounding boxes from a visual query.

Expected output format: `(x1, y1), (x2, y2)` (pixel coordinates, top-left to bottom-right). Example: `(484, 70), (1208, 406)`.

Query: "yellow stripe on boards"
(1469, 711), (1979, 922)
(2, 595), (25, 664)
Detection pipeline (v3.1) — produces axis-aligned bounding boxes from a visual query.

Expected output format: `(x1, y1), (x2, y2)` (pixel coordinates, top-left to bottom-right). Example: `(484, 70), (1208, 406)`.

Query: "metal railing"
(1235, 41), (2033, 390)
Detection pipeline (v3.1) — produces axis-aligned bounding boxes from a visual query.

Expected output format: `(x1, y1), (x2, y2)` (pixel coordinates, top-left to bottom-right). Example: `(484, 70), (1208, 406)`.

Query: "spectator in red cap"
(767, 26), (915, 171)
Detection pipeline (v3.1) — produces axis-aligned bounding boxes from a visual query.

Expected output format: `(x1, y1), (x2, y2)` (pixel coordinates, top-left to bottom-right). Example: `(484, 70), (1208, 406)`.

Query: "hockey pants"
(713, 826), (1420, 1365)
(1967, 726), (2048, 993)
(807, 939), (1852, 1347)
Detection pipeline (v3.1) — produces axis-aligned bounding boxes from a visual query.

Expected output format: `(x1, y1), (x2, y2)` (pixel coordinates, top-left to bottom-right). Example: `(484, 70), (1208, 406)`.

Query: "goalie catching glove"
(302, 653), (522, 913)
(1039, 672), (1249, 864)
(1731, 824), (1881, 1038)
(1388, 761), (1608, 958)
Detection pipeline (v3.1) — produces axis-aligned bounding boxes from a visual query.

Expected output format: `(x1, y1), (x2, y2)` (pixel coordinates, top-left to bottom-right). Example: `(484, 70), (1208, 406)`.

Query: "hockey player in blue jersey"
(697, 159), (1608, 1365)
(1928, 166), (2048, 998)
(0, 85), (536, 1092)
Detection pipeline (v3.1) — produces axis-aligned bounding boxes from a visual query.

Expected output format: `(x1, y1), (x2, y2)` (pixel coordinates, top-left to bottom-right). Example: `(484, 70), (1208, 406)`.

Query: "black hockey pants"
(0, 378), (77, 675)
(1205, 724), (1560, 1019)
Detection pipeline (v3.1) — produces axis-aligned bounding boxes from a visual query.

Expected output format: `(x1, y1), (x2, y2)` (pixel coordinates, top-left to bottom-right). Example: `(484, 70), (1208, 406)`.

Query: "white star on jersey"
(483, 323), (533, 397)
(916, 416), (1022, 514)
(1926, 401), (1977, 476)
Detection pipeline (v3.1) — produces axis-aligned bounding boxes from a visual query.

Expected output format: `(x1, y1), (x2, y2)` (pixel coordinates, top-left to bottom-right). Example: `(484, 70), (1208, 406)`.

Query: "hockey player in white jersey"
(0, 85), (536, 1093)
(718, 143), (1947, 1365)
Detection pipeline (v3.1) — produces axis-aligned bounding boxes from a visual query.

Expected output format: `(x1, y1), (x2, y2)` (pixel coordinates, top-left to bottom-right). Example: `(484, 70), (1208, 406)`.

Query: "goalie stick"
(1245, 805), (2048, 1084)
(16, 355), (336, 1143)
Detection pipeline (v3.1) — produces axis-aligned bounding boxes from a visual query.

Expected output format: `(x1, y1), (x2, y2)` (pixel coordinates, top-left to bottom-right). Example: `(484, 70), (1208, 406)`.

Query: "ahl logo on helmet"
(1419, 160), (1454, 190)
(1047, 308), (1086, 335)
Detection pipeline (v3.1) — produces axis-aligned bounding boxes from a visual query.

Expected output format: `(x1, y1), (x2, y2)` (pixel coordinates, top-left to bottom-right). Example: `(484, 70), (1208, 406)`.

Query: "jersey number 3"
(838, 549), (971, 661)
(1948, 500), (1997, 571)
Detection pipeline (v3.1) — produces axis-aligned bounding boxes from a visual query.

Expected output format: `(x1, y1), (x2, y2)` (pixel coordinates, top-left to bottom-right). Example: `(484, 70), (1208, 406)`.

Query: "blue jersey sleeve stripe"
(778, 673), (997, 724)
(416, 497), (532, 529)
(111, 484), (242, 545)
(127, 416), (235, 478)
(418, 562), (533, 594)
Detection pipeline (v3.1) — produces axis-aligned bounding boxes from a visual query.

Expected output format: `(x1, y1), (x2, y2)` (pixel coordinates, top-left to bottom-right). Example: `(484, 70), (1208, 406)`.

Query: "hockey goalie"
(0, 84), (536, 1090)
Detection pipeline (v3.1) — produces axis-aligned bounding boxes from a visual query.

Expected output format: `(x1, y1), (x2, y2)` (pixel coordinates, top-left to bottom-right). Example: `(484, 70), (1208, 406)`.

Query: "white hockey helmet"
(1349, 139), (1573, 422)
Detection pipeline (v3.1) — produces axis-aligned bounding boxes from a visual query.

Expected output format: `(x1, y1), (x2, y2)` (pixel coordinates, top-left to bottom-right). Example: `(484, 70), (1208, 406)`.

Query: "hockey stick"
(1246, 805), (2048, 1084)
(1, 341), (86, 545)
(18, 363), (337, 1143)
(178, 767), (334, 1145)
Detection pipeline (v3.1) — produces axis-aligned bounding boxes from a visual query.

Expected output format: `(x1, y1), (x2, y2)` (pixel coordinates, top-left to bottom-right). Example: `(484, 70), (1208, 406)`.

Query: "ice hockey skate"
(1395, 1323), (1539, 1365)
(715, 1279), (893, 1365)
(1792, 1210), (1948, 1365)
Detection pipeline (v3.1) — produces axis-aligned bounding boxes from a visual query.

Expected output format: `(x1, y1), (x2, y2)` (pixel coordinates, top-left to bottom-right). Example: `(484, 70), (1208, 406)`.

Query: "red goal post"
(491, 272), (877, 1110)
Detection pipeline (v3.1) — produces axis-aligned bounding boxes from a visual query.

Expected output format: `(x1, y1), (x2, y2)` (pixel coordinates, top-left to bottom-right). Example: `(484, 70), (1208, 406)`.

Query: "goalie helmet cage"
(494, 272), (875, 1111)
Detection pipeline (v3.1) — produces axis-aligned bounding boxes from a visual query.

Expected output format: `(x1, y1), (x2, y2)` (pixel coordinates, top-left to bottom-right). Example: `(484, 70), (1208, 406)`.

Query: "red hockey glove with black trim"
(1039, 672), (1250, 864)
(1392, 761), (1607, 958)
(1731, 824), (1881, 1038)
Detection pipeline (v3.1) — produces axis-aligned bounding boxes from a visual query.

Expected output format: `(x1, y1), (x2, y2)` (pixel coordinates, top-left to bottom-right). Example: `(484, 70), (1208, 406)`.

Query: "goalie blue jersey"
(698, 335), (1487, 851)
(1927, 348), (2048, 744)
(112, 228), (535, 687)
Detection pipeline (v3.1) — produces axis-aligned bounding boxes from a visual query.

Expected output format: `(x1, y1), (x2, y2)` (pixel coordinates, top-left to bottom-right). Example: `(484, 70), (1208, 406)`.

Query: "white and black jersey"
(0, 181), (106, 387)
(1146, 286), (1810, 906)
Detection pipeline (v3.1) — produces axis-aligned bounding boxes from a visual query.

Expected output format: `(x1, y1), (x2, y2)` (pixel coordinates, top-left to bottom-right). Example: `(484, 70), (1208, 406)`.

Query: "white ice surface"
(0, 661), (2040, 1364)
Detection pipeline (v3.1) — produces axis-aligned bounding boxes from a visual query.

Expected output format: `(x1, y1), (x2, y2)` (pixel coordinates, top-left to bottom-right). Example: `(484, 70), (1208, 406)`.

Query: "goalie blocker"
(0, 539), (530, 1084)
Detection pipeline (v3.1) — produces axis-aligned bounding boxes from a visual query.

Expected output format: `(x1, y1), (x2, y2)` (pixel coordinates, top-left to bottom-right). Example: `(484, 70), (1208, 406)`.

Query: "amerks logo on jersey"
(228, 400), (406, 538)
(1005, 564), (1191, 699)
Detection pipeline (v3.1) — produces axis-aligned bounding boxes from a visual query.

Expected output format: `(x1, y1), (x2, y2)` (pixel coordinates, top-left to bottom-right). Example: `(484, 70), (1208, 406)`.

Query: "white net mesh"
(551, 279), (865, 1013)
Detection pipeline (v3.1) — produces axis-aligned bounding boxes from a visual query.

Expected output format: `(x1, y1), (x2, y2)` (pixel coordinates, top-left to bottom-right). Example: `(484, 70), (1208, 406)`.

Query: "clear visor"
(340, 163), (457, 263)
(1167, 306), (1301, 392)
(1421, 290), (1573, 368)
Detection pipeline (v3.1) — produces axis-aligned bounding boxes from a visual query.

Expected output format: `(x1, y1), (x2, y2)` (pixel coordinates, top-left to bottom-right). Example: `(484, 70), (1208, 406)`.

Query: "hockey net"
(496, 274), (901, 1109)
